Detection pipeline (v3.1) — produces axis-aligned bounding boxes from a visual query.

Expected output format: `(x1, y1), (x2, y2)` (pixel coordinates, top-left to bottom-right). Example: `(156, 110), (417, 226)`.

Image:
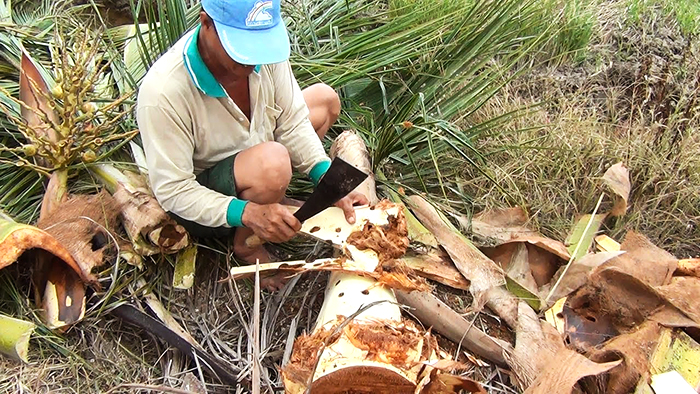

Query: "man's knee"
(255, 142), (292, 189)
(317, 83), (341, 120)
(235, 141), (292, 202)
(316, 83), (341, 120)
(303, 83), (341, 133)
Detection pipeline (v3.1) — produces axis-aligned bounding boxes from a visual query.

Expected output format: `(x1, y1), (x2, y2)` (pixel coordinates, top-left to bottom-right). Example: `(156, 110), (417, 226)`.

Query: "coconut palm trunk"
(281, 131), (485, 393)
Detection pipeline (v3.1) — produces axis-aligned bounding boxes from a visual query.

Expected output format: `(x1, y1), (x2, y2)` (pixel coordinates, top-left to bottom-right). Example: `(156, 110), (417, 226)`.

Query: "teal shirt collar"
(183, 25), (260, 98)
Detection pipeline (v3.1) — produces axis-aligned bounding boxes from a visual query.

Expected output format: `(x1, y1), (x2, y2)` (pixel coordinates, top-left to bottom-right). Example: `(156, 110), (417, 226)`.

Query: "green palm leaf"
(1, 0), (552, 217)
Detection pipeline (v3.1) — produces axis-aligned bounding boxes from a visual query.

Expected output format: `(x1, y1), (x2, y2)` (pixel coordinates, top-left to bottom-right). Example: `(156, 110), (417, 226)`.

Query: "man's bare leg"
(232, 141), (292, 261)
(302, 83), (341, 140)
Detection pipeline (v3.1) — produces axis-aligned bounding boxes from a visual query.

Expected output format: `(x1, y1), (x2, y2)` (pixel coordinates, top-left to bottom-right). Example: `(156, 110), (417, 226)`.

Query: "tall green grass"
(628, 0), (700, 35)
(390, 0), (597, 65)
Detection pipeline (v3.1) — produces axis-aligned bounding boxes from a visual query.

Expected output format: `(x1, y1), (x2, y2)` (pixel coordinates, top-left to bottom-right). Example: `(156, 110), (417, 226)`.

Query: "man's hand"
(334, 190), (369, 224)
(241, 202), (301, 243)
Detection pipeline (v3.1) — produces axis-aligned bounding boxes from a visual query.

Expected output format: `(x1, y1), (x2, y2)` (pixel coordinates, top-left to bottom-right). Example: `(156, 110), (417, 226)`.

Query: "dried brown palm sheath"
(395, 289), (511, 367)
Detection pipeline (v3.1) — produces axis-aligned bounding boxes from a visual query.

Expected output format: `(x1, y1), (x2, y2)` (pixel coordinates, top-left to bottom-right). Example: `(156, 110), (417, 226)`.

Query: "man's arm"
(138, 104), (246, 228)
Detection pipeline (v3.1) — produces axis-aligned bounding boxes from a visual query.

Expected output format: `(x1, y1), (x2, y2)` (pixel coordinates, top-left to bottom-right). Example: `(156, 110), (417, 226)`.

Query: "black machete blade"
(293, 157), (368, 222)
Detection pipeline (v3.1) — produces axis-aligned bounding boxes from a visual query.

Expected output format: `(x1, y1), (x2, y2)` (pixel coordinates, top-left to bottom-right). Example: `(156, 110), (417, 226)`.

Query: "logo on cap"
(246, 1), (273, 27)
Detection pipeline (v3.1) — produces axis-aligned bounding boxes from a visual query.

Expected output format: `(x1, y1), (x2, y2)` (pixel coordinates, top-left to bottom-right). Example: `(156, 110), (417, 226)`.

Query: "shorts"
(169, 154), (239, 239)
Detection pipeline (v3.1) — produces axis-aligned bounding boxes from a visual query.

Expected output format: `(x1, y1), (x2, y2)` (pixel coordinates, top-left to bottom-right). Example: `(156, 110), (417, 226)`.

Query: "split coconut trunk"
(282, 130), (406, 392)
(322, 130), (386, 327)
(282, 131), (483, 393)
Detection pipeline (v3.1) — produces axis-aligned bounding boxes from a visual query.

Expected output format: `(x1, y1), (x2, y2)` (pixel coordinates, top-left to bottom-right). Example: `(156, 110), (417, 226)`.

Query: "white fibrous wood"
(280, 132), (484, 394)
(301, 204), (400, 246)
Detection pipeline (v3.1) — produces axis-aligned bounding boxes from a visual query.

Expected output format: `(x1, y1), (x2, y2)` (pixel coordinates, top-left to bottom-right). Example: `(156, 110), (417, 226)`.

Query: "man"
(137, 0), (367, 289)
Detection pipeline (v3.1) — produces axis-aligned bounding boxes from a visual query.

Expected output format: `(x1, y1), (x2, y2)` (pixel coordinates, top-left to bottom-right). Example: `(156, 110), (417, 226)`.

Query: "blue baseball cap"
(201, 0), (290, 65)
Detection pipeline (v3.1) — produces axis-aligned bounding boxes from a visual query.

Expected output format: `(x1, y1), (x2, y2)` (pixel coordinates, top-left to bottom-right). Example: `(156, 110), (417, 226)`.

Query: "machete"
(245, 157), (367, 247)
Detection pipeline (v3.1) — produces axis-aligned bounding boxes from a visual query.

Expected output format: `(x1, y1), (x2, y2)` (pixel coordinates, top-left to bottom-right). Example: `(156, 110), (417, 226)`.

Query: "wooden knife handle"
(245, 234), (266, 248)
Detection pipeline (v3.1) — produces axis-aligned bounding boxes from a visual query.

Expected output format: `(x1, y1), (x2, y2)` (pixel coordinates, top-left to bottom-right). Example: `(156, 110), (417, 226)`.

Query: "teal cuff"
(226, 198), (249, 227)
(309, 160), (331, 186)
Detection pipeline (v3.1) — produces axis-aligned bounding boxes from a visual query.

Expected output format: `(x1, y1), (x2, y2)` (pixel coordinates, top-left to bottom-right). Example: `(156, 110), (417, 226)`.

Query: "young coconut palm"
(0, 9), (137, 328)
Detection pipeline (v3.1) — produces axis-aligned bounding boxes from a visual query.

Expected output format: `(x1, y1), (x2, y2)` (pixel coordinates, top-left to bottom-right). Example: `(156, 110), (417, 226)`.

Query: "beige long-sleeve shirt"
(137, 26), (330, 228)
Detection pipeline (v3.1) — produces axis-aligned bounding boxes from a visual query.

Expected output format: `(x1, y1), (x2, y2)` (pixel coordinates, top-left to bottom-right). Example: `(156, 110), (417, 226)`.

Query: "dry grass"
(1, 239), (518, 393)
(0, 311), (164, 392)
(460, 0), (700, 257)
